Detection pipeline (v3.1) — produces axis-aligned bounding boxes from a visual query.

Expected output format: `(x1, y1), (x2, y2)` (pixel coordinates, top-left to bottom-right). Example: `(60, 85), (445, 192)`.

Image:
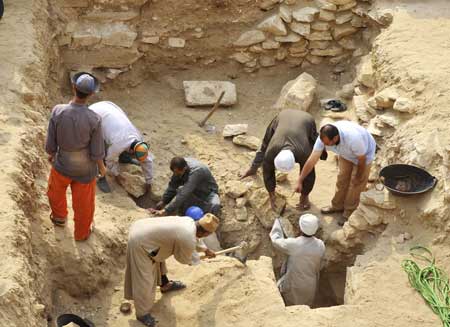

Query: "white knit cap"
(299, 214), (319, 236)
(274, 149), (295, 172)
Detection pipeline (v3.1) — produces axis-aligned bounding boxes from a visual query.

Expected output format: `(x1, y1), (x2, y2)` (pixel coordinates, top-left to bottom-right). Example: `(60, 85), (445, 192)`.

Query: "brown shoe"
(321, 206), (344, 214)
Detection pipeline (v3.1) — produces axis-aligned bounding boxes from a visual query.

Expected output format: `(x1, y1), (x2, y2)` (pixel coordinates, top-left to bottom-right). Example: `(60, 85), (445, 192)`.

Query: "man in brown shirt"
(46, 72), (105, 241)
(242, 109), (325, 210)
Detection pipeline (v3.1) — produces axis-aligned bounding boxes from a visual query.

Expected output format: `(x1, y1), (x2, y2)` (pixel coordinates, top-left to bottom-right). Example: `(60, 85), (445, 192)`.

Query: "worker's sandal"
(160, 280), (186, 294)
(50, 213), (66, 227)
(137, 314), (157, 327)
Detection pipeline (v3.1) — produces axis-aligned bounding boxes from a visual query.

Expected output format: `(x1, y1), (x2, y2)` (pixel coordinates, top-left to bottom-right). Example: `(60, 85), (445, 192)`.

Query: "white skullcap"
(299, 214), (319, 236)
(274, 149), (295, 172)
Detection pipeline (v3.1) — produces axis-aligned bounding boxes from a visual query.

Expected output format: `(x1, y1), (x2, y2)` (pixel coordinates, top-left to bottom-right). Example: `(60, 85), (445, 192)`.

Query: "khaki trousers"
(331, 157), (371, 215)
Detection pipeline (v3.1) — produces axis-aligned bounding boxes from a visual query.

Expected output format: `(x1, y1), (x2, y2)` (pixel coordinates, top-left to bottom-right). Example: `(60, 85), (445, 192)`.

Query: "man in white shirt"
(270, 213), (325, 306)
(296, 121), (376, 224)
(89, 101), (154, 194)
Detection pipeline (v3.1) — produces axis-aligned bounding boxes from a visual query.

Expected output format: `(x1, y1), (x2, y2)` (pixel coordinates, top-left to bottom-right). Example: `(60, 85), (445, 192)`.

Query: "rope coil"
(401, 246), (450, 327)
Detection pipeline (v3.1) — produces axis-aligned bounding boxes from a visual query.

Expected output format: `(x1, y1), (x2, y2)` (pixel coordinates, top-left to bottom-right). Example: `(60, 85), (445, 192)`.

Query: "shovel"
(97, 176), (111, 193)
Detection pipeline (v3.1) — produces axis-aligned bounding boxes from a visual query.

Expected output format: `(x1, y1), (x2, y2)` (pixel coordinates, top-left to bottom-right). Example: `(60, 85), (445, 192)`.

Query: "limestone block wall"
(231, 0), (373, 72)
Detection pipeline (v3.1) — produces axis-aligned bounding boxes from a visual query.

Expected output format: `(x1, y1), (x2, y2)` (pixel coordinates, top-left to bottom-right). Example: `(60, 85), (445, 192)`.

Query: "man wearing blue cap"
(89, 101), (154, 195)
(45, 72), (106, 241)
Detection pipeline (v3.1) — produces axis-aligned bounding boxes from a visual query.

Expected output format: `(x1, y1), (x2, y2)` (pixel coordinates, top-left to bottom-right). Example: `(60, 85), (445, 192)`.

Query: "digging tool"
(198, 91), (226, 127)
(277, 202), (288, 238)
(201, 241), (248, 265)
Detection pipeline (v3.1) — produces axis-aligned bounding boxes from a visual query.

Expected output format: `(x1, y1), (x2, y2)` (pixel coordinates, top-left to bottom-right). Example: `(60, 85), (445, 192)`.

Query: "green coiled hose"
(401, 246), (450, 327)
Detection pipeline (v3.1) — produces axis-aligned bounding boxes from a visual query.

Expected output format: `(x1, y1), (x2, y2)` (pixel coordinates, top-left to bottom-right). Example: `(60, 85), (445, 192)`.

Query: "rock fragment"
(183, 81), (237, 107)
(232, 135), (261, 150)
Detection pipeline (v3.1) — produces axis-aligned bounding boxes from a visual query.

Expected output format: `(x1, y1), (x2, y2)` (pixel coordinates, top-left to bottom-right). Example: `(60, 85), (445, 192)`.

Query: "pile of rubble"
(231, 0), (379, 72)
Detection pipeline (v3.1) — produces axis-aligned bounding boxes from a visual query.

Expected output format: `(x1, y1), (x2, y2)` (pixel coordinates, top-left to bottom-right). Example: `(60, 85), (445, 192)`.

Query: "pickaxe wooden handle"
(198, 91), (226, 127)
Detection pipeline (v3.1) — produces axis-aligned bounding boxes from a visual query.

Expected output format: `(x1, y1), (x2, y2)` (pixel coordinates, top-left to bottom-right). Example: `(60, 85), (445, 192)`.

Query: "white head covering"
(274, 149), (295, 172)
(299, 214), (319, 236)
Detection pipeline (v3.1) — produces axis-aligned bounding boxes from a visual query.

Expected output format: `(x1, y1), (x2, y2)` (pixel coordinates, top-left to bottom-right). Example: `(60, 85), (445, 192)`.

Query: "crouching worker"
(89, 101), (154, 194)
(270, 214), (325, 306)
(151, 157), (220, 217)
(124, 214), (219, 327)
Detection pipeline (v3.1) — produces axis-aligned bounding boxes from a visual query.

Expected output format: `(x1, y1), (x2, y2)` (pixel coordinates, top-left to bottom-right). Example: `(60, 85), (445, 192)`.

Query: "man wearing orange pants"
(45, 72), (106, 241)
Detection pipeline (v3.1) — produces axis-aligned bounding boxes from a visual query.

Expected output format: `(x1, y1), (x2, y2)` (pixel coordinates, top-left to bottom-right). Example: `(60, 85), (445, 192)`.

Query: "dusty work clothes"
(124, 216), (197, 317)
(332, 157), (372, 214)
(270, 219), (325, 306)
(46, 102), (104, 183)
(313, 120), (376, 165)
(47, 168), (96, 240)
(162, 158), (220, 215)
(89, 101), (154, 184)
(313, 120), (375, 214)
(251, 110), (319, 194)
(45, 102), (104, 240)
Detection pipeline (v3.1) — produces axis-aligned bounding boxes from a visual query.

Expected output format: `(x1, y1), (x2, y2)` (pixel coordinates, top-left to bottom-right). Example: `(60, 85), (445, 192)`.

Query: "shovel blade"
(97, 177), (112, 193)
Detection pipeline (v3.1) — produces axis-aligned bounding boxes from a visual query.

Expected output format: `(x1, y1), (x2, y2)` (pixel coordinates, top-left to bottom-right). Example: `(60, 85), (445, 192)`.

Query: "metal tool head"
(228, 251), (248, 266)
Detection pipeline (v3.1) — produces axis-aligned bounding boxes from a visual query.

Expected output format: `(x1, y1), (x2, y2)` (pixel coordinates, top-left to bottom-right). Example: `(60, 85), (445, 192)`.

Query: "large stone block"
(233, 30), (266, 47)
(275, 33), (302, 43)
(319, 9), (336, 21)
(292, 7), (320, 23)
(314, 0), (337, 11)
(311, 21), (330, 31)
(279, 5), (293, 23)
(332, 23), (358, 40)
(247, 188), (286, 229)
(72, 29), (102, 47)
(168, 37), (186, 48)
(230, 52), (254, 64)
(335, 11), (353, 24)
(306, 31), (333, 41)
(310, 46), (343, 56)
(360, 189), (396, 210)
(257, 15), (287, 36)
(183, 81), (237, 107)
(393, 97), (415, 113)
(232, 135), (261, 150)
(225, 180), (250, 198)
(223, 124), (248, 137)
(101, 23), (138, 48)
(357, 55), (375, 88)
(275, 72), (317, 111)
(62, 46), (143, 69)
(290, 22), (311, 36)
(353, 95), (376, 123)
(373, 87), (399, 109)
(83, 10), (140, 22)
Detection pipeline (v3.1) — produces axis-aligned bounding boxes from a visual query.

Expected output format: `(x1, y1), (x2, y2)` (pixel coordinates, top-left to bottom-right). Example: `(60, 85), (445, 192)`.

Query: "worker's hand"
(269, 192), (277, 210)
(48, 154), (54, 163)
(294, 178), (303, 194)
(98, 165), (107, 178)
(240, 167), (257, 180)
(154, 201), (165, 210)
(204, 248), (216, 259)
(148, 208), (166, 217)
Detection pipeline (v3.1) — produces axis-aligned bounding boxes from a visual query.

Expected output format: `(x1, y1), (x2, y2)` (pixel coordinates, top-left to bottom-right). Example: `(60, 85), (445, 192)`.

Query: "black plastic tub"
(57, 314), (95, 327)
(379, 164), (438, 196)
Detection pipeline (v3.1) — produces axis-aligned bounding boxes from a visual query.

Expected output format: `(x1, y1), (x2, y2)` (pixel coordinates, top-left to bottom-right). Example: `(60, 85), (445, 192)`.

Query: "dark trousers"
(178, 192), (221, 217)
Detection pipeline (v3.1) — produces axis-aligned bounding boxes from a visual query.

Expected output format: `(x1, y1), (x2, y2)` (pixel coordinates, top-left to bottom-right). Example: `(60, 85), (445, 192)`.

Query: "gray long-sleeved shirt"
(251, 109), (318, 192)
(45, 102), (105, 183)
(162, 158), (219, 214)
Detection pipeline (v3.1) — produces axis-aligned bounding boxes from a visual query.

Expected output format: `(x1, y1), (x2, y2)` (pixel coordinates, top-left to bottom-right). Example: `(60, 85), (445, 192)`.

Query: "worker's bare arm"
(295, 151), (322, 193)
